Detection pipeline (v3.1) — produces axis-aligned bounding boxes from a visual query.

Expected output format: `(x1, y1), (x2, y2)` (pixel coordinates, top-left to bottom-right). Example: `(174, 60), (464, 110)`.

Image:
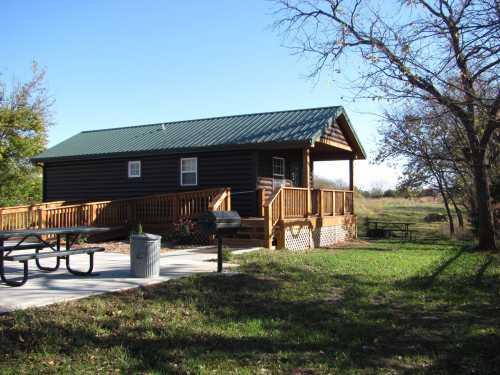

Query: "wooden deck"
(0, 186), (355, 249)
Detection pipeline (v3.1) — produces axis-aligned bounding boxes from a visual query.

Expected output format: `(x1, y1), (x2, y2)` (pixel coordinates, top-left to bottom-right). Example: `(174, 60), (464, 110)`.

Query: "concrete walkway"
(0, 246), (259, 313)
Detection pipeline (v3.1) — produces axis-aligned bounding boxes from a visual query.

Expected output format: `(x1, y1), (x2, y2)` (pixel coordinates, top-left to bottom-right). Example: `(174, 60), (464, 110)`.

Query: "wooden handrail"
(0, 201), (67, 211)
(264, 187), (283, 249)
(208, 188), (231, 211)
(280, 187), (310, 191)
(315, 189), (353, 194)
(264, 188), (282, 208)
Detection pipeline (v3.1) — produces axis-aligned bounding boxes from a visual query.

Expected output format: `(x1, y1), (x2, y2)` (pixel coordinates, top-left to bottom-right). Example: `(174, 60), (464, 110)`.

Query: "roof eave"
(32, 140), (312, 163)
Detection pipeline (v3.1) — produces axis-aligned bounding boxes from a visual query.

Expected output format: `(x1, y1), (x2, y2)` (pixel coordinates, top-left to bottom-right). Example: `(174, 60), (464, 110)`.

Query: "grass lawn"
(1, 239), (499, 374)
(355, 196), (467, 239)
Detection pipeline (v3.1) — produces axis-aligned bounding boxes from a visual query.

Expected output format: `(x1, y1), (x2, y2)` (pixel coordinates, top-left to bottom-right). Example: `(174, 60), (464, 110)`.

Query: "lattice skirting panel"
(284, 225), (313, 251)
(284, 224), (355, 250)
(313, 225), (347, 248)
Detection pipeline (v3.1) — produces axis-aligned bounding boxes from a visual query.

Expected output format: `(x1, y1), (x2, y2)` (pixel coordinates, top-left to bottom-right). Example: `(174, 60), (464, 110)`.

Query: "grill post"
(197, 210), (241, 274)
(217, 235), (223, 273)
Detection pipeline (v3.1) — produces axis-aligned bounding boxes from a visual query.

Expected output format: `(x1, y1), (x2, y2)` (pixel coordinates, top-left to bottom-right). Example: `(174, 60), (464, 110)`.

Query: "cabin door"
(272, 157), (286, 192)
(289, 160), (301, 187)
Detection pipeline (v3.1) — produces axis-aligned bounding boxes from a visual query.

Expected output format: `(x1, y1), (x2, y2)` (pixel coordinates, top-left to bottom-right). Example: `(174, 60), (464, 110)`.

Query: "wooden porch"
(249, 139), (358, 249)
(261, 186), (355, 248)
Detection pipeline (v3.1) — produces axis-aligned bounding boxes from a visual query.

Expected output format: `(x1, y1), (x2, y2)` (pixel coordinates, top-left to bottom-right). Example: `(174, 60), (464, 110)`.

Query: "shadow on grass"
(1, 255), (499, 374)
(343, 238), (464, 251)
(474, 255), (496, 286)
(404, 249), (467, 289)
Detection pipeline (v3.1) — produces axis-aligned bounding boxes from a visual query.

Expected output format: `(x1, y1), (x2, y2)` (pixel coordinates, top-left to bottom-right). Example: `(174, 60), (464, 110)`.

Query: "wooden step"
(240, 218), (265, 227)
(237, 226), (264, 234)
(230, 232), (265, 240)
(223, 217), (267, 245)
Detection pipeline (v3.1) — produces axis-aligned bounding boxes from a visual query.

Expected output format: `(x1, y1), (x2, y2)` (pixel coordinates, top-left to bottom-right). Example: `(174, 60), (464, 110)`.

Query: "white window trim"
(180, 157), (198, 186)
(272, 157), (285, 178)
(128, 160), (141, 178)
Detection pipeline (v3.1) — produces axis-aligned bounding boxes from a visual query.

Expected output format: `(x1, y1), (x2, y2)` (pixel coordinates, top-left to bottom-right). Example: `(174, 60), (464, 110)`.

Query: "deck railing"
(0, 188), (231, 231)
(315, 189), (354, 216)
(0, 201), (66, 231)
(283, 187), (309, 218)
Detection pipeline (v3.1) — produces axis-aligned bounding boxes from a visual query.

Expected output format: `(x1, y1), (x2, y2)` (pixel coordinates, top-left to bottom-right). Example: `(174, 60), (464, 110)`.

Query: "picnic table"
(0, 226), (112, 287)
(366, 220), (416, 240)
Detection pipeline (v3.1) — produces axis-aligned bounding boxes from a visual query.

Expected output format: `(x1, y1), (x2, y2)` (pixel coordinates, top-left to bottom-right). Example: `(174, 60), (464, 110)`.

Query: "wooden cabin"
(32, 106), (366, 250)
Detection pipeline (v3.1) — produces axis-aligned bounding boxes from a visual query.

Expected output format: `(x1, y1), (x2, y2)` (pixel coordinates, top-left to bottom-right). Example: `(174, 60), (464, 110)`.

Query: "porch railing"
(0, 188), (231, 231)
(283, 187), (309, 218)
(315, 189), (354, 216)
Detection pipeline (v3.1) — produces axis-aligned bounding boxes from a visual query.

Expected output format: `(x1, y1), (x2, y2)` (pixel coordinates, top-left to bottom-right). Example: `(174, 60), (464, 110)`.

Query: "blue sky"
(3, 0), (399, 190)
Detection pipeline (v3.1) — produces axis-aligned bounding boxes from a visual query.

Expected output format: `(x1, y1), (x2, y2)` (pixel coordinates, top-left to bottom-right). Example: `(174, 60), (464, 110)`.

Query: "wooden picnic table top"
(0, 226), (114, 240)
(366, 220), (416, 225)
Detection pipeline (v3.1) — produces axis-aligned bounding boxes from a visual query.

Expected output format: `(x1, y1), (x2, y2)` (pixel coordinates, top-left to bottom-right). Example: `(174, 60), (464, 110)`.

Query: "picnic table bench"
(366, 220), (416, 240)
(0, 226), (112, 287)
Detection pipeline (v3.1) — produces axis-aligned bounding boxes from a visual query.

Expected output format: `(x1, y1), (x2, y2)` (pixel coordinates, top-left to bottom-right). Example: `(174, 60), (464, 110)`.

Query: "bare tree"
(377, 104), (465, 235)
(274, 0), (499, 249)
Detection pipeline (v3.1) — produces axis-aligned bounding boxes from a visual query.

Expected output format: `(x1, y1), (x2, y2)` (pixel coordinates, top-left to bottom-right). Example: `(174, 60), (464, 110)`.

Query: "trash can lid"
(132, 233), (161, 241)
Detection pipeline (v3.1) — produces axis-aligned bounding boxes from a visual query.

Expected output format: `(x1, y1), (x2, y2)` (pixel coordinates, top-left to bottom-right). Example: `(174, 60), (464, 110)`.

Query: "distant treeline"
(314, 176), (438, 199)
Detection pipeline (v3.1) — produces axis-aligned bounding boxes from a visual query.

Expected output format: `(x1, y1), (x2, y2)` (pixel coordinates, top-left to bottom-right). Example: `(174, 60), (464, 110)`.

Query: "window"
(272, 157), (285, 177)
(128, 160), (141, 178)
(180, 157), (198, 186)
(272, 157), (286, 191)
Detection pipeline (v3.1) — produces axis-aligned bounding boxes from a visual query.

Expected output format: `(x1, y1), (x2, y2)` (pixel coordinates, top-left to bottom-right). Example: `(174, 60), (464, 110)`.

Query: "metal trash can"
(130, 233), (161, 278)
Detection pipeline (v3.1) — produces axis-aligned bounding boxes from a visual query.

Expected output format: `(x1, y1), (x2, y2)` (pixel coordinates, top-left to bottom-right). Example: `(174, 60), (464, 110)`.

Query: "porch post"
(303, 148), (311, 216)
(349, 158), (354, 191)
(349, 158), (354, 215)
(257, 189), (266, 217)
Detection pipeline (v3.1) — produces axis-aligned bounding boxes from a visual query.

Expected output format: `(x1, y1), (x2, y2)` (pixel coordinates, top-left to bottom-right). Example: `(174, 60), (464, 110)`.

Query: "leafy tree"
(383, 189), (397, 198)
(0, 63), (52, 206)
(273, 0), (499, 249)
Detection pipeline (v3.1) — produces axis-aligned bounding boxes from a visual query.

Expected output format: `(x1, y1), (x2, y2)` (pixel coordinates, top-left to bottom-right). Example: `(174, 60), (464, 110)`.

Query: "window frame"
(128, 160), (141, 178)
(180, 157), (198, 186)
(272, 157), (286, 178)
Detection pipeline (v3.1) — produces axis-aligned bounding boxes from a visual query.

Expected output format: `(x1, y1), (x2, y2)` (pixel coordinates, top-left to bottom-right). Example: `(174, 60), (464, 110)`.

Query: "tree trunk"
(449, 196), (464, 229)
(442, 192), (455, 237)
(472, 153), (497, 250)
(441, 173), (464, 229)
(433, 171), (455, 236)
(456, 206), (464, 229)
(435, 179), (455, 236)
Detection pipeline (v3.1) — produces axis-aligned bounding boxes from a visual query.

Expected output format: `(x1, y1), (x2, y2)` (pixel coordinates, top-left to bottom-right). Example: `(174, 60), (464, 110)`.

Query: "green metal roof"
(33, 106), (366, 162)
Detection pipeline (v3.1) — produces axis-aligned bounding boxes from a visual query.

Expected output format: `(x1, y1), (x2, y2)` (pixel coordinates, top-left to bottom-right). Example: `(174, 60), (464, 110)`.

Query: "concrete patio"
(0, 246), (259, 313)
